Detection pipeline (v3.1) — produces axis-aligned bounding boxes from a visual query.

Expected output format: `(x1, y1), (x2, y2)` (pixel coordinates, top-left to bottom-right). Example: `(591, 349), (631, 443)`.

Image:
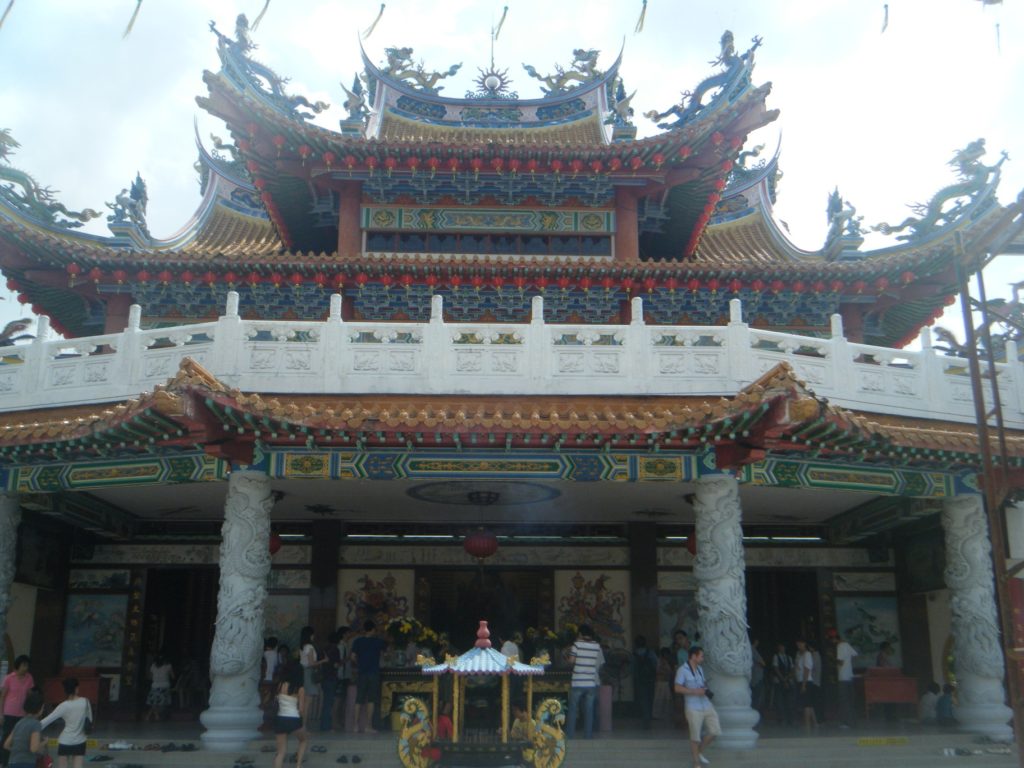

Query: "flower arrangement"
(387, 617), (423, 645)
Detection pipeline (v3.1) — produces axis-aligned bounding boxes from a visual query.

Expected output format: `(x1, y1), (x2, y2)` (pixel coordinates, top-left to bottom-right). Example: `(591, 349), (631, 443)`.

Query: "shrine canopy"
(422, 621), (548, 676)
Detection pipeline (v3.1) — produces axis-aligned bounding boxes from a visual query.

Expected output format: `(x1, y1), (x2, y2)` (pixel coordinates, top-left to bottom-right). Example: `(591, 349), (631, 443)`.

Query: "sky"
(0, 0), (1021, 342)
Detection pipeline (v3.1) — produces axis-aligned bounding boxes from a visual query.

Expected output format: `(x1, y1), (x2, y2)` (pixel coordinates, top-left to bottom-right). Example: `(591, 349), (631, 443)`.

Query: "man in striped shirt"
(566, 624), (605, 739)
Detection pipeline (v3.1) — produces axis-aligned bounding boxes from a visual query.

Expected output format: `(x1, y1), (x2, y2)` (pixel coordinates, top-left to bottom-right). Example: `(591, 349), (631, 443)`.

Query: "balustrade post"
(22, 315), (49, 404)
(829, 313), (855, 403)
(725, 299), (751, 386)
(627, 296), (648, 394)
(1004, 339), (1022, 415)
(528, 295), (546, 384)
(916, 326), (941, 413)
(212, 291), (244, 385)
(323, 293), (345, 390)
(115, 304), (142, 397)
(425, 294), (446, 392)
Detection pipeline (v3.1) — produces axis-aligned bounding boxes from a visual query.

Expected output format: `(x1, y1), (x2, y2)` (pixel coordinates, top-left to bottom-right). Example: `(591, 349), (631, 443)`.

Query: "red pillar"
(103, 293), (134, 334)
(337, 181), (363, 258)
(614, 187), (639, 263)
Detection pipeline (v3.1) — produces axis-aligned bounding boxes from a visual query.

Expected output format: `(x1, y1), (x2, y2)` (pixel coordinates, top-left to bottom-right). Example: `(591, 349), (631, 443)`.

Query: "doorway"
(426, 570), (544, 650)
(141, 568), (218, 716)
(746, 570), (820, 652)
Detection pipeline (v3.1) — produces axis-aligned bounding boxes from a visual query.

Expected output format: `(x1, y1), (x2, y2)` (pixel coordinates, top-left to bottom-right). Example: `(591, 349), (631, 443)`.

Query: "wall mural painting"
(658, 593), (699, 651)
(338, 569), (413, 630)
(62, 594), (128, 668)
(264, 594), (310, 651)
(554, 570), (630, 651)
(834, 595), (902, 670)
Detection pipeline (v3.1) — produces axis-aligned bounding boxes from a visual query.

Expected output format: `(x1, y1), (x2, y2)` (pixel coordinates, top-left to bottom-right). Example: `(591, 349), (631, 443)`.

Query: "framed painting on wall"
(62, 594), (128, 668)
(834, 595), (902, 670)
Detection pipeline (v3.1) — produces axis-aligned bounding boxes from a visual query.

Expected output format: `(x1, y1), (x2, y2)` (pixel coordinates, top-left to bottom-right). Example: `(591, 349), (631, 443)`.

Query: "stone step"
(66, 733), (1017, 768)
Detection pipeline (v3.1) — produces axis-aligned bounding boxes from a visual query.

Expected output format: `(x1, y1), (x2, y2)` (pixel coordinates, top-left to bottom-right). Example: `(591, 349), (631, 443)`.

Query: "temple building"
(0, 16), (1022, 753)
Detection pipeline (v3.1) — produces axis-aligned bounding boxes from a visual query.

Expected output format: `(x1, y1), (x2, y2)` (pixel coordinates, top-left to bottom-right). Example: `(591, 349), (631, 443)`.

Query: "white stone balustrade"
(0, 294), (1020, 428)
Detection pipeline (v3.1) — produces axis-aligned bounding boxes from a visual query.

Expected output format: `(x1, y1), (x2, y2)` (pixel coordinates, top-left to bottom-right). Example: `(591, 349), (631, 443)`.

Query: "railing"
(0, 293), (1020, 428)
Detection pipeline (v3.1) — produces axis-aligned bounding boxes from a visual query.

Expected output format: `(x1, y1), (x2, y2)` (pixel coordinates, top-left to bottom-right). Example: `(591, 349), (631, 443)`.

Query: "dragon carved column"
(941, 495), (1013, 740)
(200, 470), (273, 751)
(0, 494), (21, 653)
(693, 474), (759, 749)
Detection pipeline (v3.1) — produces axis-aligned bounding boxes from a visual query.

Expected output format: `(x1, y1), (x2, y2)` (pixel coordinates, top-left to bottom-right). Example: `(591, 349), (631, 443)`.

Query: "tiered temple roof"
(0, 20), (1019, 346)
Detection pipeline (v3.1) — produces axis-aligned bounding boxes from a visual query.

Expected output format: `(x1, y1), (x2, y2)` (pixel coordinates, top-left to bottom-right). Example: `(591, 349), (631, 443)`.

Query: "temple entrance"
(746, 570), (820, 653)
(140, 568), (217, 717)
(425, 570), (545, 651)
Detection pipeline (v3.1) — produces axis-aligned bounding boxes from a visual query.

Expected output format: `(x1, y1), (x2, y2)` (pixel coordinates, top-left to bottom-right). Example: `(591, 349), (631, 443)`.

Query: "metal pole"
(955, 237), (1023, 765)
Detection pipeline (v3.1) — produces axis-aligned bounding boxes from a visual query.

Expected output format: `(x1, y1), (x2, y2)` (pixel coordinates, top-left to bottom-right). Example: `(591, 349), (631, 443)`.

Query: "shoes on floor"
(351, 757), (362, 765)
(698, 754), (711, 765)
(336, 757), (348, 764)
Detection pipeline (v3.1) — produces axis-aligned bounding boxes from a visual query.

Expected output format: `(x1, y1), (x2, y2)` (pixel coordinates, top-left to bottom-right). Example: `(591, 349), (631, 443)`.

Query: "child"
(936, 683), (957, 727)
(3, 690), (45, 768)
(510, 702), (533, 742)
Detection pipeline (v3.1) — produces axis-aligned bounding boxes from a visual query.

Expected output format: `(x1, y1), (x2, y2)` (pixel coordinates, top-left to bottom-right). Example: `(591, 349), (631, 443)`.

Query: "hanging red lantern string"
(297, 144), (312, 164)
(322, 151), (336, 169)
(66, 263), (81, 287)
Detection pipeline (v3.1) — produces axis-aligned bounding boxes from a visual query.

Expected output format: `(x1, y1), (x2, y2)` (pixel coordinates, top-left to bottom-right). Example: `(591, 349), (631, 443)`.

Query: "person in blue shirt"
(936, 683), (957, 727)
(674, 646), (720, 767)
(350, 620), (387, 734)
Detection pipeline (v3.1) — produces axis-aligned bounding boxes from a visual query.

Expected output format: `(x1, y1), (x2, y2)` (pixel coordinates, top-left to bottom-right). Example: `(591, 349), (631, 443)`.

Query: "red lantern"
(66, 263), (81, 286)
(829, 280), (844, 294)
(297, 144), (312, 163)
(246, 122), (259, 138)
(253, 177), (267, 191)
(720, 160), (733, 172)
(313, 272), (327, 289)
(608, 157), (622, 172)
(246, 160), (260, 174)
(666, 276), (678, 293)
(383, 156), (397, 175)
(629, 156), (643, 171)
(707, 277), (720, 293)
(136, 269), (151, 284)
(688, 277), (700, 293)
(589, 160), (603, 175)
(652, 153), (665, 169)
(811, 280), (826, 294)
(549, 159), (563, 175)
(269, 532), (282, 556)
(344, 154), (357, 171)
(557, 276), (571, 291)
(366, 156), (379, 173)
(88, 267), (103, 285)
(535, 275), (548, 291)
(425, 274), (438, 288)
(713, 178), (727, 192)
(900, 270), (916, 285)
(711, 132), (725, 146)
(729, 278), (742, 294)
(729, 136), (743, 150)
(600, 276), (615, 291)
(491, 275), (505, 291)
(246, 271), (262, 287)
(679, 146), (692, 159)
(180, 270), (195, 286)
(269, 272), (284, 288)
(852, 279), (867, 294)
(643, 276), (657, 293)
(470, 275), (484, 291)
(791, 280), (806, 294)
(224, 271), (239, 286)
(158, 270), (173, 285)
(751, 279), (765, 293)
(470, 158), (484, 177)
(514, 275), (527, 291)
(322, 151), (337, 169)
(490, 157), (504, 174)
(447, 157), (461, 175)
(202, 270), (217, 288)
(569, 158), (584, 176)
(579, 276), (592, 291)
(463, 529), (499, 561)
(620, 276), (634, 293)
(271, 135), (286, 155)
(380, 274), (394, 288)
(289, 272), (303, 288)
(875, 276), (890, 292)
(332, 273), (346, 290)
(427, 157), (440, 177)
(525, 158), (539, 175)
(400, 273), (414, 289)
(407, 156), (421, 173)
(770, 279), (784, 294)
(449, 274), (463, 290)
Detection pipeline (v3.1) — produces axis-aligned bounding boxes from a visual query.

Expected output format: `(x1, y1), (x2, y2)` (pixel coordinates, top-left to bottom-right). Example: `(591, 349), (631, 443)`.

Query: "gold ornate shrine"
(397, 620), (567, 768)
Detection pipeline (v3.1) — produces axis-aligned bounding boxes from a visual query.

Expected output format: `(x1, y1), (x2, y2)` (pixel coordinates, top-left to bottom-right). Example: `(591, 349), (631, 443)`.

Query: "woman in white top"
(40, 678), (93, 768)
(298, 627), (325, 725)
(274, 666), (308, 768)
(145, 655), (174, 722)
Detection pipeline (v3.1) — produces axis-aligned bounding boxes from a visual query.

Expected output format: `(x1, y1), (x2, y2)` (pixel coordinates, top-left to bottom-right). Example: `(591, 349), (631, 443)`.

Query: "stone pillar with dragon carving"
(693, 474), (759, 749)
(941, 494), (1013, 740)
(0, 494), (21, 652)
(200, 470), (273, 751)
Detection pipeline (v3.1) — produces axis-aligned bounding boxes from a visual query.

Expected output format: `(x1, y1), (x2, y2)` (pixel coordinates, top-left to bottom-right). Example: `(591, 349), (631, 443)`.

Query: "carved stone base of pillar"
(712, 680), (760, 749)
(956, 676), (1013, 741)
(200, 706), (264, 752)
